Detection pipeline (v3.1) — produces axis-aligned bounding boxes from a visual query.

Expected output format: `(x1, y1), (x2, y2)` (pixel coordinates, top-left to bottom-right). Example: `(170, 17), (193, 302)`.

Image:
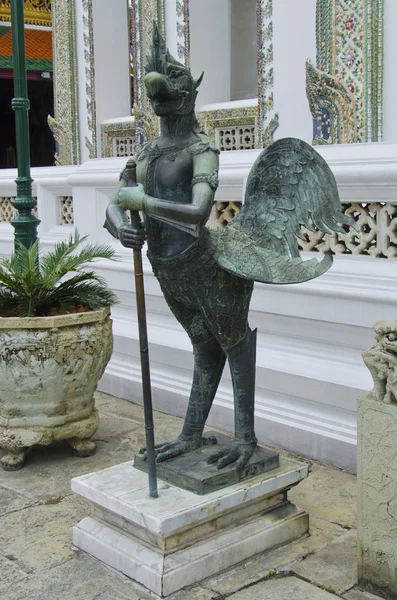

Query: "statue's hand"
(118, 183), (145, 212)
(139, 435), (217, 463)
(118, 223), (146, 250)
(207, 441), (256, 470)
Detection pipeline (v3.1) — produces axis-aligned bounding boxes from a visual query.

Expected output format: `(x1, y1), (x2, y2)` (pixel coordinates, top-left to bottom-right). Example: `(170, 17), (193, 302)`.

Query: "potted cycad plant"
(0, 233), (117, 470)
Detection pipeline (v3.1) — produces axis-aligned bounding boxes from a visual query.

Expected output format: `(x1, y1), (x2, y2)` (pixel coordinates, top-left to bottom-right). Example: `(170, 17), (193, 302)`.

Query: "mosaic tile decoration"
(176, 0), (190, 65)
(306, 59), (358, 144)
(80, 0), (97, 159)
(308, 0), (384, 144)
(257, 0), (278, 146)
(48, 0), (80, 165)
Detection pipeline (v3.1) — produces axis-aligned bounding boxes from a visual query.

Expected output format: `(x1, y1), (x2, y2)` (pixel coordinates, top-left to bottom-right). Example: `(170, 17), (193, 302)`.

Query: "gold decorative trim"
(0, 0), (52, 27)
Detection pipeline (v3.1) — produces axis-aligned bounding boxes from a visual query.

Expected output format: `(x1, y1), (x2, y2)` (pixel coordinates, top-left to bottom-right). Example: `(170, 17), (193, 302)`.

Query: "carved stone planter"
(0, 308), (113, 471)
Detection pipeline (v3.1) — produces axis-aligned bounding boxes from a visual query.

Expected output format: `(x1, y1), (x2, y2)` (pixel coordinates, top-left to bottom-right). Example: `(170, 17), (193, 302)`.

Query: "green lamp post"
(10, 0), (40, 252)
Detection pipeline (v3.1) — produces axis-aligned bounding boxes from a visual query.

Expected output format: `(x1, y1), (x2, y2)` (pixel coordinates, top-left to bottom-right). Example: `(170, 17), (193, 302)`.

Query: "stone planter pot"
(0, 308), (113, 471)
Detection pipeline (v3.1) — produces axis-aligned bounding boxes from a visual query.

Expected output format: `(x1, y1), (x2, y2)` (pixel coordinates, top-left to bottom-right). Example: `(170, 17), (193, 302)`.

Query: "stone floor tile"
(0, 495), (92, 573)
(0, 441), (128, 502)
(95, 392), (146, 421)
(0, 555), (29, 593)
(0, 486), (35, 517)
(1, 553), (143, 600)
(166, 586), (219, 600)
(95, 411), (142, 440)
(289, 464), (357, 528)
(138, 586), (220, 600)
(293, 529), (357, 595)
(204, 516), (346, 595)
(226, 576), (339, 599)
(343, 589), (384, 600)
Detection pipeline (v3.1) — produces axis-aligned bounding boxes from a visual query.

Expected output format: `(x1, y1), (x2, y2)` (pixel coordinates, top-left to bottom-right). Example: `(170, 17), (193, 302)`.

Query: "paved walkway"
(0, 392), (381, 600)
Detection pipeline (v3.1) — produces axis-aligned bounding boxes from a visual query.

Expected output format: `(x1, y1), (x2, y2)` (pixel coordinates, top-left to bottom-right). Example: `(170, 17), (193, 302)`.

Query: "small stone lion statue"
(362, 321), (397, 404)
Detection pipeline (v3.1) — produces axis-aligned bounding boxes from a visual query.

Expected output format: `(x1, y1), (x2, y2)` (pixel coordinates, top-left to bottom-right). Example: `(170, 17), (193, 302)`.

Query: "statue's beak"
(144, 72), (179, 101)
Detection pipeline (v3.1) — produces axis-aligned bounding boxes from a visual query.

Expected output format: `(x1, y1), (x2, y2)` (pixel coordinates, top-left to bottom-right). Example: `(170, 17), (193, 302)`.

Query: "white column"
(230, 0), (257, 101)
(189, 0), (231, 110)
(165, 0), (178, 59)
(383, 0), (397, 141)
(273, 0), (317, 143)
(92, 0), (131, 157)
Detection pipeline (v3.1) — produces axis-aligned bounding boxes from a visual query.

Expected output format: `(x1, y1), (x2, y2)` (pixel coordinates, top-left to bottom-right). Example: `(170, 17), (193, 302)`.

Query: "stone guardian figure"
(105, 25), (356, 471)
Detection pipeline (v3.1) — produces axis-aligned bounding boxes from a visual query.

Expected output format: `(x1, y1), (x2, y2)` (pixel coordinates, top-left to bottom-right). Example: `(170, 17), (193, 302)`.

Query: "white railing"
(0, 142), (396, 472)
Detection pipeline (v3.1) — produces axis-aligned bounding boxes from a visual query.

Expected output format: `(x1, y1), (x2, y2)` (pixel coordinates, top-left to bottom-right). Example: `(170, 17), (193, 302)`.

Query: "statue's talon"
(207, 449), (228, 465)
(156, 446), (184, 463)
(208, 443), (256, 470)
(217, 447), (240, 470)
(139, 440), (174, 458)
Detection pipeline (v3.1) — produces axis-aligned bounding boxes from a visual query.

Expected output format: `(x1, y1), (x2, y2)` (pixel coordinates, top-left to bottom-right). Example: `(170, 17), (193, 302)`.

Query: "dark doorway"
(0, 77), (55, 169)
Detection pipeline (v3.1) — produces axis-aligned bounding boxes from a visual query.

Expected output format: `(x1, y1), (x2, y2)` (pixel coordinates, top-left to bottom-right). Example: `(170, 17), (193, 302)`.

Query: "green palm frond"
(46, 281), (118, 312)
(0, 233), (118, 318)
(40, 232), (116, 286)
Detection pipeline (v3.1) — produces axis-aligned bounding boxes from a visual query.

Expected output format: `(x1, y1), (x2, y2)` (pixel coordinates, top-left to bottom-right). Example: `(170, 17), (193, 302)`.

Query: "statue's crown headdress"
(145, 22), (189, 76)
(145, 22), (204, 90)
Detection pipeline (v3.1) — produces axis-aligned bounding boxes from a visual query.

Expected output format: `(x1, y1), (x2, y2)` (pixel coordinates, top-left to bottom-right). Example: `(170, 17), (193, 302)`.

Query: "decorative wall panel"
(198, 105), (257, 149)
(307, 0), (384, 144)
(209, 200), (397, 260)
(101, 118), (135, 158)
(59, 196), (74, 225)
(48, 0), (80, 165)
(80, 0), (96, 159)
(0, 0), (52, 27)
(257, 0), (278, 146)
(176, 0), (189, 65)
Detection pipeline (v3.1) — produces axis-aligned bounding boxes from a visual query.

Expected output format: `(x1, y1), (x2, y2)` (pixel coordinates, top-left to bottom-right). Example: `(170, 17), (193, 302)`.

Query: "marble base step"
(72, 457), (309, 597)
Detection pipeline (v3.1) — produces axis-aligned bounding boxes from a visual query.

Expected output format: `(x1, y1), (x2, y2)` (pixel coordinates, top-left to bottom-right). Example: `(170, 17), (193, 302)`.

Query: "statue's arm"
(104, 178), (130, 239)
(104, 159), (146, 250)
(119, 150), (219, 225)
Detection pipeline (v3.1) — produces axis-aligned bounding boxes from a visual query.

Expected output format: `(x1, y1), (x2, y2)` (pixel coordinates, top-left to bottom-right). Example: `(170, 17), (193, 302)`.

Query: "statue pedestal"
(72, 458), (309, 597)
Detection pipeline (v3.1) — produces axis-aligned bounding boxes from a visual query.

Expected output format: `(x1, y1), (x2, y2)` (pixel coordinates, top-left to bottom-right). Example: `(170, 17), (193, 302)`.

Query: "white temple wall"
(230, 0), (257, 101)
(91, 0), (131, 157)
(1, 142), (396, 472)
(273, 0), (316, 143)
(189, 0), (231, 109)
(164, 0), (179, 59)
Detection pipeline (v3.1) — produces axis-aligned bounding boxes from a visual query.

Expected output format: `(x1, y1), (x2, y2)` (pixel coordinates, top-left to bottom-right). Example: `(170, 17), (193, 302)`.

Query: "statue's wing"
(210, 137), (357, 285)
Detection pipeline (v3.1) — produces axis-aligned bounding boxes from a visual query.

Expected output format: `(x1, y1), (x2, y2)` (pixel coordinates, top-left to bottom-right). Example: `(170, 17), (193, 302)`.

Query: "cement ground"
(0, 392), (381, 600)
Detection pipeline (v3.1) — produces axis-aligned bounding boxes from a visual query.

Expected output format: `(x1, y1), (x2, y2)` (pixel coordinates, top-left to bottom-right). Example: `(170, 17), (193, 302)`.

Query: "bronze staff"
(129, 180), (158, 499)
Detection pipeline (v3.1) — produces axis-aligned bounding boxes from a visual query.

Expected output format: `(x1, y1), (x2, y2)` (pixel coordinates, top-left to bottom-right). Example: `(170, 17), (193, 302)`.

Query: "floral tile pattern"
(308, 0), (383, 144)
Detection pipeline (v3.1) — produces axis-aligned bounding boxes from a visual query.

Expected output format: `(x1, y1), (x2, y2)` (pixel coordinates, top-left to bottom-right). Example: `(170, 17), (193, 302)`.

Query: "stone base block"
(358, 396), (397, 599)
(72, 457), (309, 597)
